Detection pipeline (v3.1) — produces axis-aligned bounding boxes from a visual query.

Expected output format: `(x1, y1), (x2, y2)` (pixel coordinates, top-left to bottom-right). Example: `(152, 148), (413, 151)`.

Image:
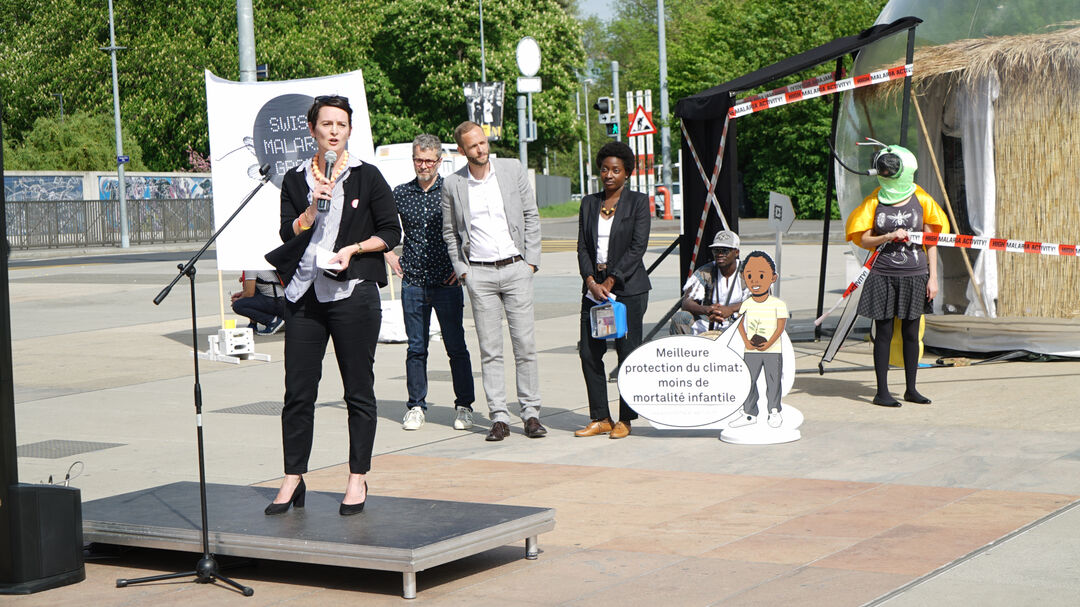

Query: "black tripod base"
(116, 555), (253, 596)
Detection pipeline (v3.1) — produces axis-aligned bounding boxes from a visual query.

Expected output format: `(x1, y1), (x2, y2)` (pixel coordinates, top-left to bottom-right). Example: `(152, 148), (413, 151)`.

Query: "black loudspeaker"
(0, 484), (85, 594)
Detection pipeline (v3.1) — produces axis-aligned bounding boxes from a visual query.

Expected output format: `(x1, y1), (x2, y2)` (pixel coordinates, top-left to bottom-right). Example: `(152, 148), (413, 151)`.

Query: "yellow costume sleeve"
(845, 189), (880, 250)
(915, 185), (950, 234)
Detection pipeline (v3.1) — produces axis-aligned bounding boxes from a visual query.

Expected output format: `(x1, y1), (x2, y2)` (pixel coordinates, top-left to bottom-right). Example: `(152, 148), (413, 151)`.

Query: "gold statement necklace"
(600, 195), (618, 217)
(311, 150), (349, 184)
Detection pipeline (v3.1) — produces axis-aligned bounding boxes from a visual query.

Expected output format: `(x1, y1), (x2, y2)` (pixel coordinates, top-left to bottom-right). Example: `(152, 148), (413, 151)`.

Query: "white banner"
(205, 70), (375, 271)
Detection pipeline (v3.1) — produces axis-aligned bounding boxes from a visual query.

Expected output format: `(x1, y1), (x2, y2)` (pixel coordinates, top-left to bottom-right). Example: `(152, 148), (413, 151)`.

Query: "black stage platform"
(82, 482), (555, 598)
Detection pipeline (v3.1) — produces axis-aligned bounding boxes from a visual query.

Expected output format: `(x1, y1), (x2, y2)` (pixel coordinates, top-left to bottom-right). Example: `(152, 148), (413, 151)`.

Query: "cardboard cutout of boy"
(730, 250), (787, 428)
(718, 250), (800, 444)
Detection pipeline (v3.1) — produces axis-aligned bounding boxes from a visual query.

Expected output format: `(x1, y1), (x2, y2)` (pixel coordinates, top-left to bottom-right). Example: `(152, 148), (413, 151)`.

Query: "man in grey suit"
(442, 121), (546, 441)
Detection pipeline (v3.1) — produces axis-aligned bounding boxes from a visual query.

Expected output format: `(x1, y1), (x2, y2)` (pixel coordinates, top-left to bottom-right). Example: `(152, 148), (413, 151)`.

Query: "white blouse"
(596, 213), (614, 265)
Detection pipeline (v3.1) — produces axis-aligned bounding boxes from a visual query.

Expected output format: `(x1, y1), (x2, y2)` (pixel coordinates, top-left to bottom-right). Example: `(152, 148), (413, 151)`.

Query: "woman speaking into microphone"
(264, 95), (400, 516)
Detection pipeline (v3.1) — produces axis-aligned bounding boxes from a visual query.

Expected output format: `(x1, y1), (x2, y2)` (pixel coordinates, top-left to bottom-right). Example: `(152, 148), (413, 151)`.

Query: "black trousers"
(579, 291), (648, 422)
(282, 282), (381, 475)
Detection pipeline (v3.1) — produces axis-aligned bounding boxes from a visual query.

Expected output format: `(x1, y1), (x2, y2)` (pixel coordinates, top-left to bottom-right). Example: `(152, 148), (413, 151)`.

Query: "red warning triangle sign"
(626, 105), (657, 137)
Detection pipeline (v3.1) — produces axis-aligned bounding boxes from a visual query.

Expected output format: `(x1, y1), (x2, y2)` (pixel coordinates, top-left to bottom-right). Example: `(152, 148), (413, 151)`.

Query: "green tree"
(700, 0), (888, 218)
(1, 121), (13, 165)
(0, 0), (585, 173)
(368, 0), (585, 157)
(4, 111), (147, 171)
(592, 0), (889, 217)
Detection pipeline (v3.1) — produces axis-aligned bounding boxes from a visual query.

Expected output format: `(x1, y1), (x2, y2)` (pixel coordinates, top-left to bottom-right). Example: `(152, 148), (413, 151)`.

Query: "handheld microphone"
(317, 150), (337, 212)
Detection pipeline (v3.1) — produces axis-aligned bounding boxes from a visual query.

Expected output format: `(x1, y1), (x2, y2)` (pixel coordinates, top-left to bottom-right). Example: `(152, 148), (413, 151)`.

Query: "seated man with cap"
(671, 230), (750, 336)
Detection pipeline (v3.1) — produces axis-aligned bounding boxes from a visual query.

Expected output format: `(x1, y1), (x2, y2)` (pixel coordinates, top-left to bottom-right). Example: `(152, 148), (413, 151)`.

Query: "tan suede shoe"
(609, 421), (631, 439)
(574, 418), (613, 437)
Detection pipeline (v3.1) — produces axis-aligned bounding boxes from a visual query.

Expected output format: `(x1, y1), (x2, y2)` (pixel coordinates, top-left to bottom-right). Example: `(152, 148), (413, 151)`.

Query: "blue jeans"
(232, 292), (284, 325)
(401, 281), (474, 410)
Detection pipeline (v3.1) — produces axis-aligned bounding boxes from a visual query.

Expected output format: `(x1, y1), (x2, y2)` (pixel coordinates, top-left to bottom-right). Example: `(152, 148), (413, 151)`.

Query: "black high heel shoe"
(339, 480), (367, 516)
(264, 477), (306, 515)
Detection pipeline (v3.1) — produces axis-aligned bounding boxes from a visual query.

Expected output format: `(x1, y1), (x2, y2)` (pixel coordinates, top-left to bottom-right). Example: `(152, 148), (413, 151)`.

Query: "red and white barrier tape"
(728, 64), (912, 119)
(737, 69), (844, 105)
(680, 116), (731, 277)
(907, 231), (1079, 256)
(813, 230), (1080, 326)
(814, 247), (882, 326)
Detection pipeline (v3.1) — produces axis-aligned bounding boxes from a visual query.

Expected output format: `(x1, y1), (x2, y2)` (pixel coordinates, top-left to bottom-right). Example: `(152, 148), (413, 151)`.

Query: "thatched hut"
(838, 24), (1080, 354)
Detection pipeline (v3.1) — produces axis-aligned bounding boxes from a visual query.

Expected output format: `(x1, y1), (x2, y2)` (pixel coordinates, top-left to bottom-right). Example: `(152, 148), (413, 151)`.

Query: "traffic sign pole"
(768, 191), (796, 297)
(775, 229), (783, 297)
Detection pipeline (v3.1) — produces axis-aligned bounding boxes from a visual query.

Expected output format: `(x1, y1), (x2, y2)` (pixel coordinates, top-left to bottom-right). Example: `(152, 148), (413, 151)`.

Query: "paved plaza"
(5, 218), (1080, 605)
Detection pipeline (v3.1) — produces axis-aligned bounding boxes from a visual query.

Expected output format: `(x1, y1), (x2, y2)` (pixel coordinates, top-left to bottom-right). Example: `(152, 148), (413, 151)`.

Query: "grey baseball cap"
(709, 230), (740, 249)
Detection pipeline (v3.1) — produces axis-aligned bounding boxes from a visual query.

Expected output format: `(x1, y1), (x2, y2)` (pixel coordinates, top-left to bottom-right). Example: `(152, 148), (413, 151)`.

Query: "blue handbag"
(590, 297), (627, 339)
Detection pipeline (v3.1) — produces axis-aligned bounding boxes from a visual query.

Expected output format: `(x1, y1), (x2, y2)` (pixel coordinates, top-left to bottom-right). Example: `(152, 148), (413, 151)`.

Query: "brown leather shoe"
(609, 420), (631, 439)
(523, 417), (547, 438)
(574, 418), (613, 437)
(486, 421), (510, 441)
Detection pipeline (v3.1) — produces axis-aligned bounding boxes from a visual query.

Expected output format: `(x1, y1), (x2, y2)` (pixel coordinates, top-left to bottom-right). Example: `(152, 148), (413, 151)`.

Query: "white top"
(284, 154), (364, 303)
(244, 270), (282, 298)
(681, 263), (749, 334)
(596, 213), (613, 265)
(465, 163), (521, 262)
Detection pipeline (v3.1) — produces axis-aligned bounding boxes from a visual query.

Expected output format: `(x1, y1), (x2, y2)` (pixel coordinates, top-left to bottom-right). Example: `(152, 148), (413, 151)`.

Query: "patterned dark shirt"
(394, 175), (454, 286)
(871, 195), (927, 277)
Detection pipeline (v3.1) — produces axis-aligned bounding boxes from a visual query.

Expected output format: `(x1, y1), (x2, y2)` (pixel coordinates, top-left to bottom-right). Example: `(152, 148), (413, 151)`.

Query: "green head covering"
(875, 145), (917, 205)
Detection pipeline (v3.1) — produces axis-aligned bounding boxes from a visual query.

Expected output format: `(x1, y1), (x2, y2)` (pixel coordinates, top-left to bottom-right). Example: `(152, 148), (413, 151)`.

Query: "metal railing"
(4, 198), (214, 249)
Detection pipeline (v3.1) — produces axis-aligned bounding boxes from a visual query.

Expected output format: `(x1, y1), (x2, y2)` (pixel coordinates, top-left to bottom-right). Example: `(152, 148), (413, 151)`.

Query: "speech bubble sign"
(251, 93), (318, 189)
(618, 323), (751, 428)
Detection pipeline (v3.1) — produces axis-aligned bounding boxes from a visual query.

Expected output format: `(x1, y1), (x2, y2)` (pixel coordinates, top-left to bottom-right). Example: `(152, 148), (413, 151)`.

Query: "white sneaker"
(728, 414), (756, 428)
(767, 409), (783, 428)
(453, 408), (474, 430)
(402, 408), (425, 430)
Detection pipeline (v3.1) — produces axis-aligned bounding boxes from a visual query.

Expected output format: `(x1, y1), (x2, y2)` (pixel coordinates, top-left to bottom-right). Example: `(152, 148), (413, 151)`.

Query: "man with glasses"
(671, 230), (750, 336)
(386, 134), (475, 431)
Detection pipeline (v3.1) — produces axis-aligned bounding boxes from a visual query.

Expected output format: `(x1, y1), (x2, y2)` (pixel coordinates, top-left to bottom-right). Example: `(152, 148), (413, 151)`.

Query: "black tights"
(873, 317), (921, 397)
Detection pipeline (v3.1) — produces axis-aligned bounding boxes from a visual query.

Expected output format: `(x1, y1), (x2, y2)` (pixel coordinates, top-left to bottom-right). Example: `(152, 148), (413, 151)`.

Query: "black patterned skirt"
(857, 272), (930, 320)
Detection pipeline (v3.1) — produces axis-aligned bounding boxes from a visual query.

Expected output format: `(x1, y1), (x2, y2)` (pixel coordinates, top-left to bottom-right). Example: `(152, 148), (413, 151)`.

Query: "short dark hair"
(739, 250), (776, 274)
(596, 141), (635, 175)
(307, 95), (352, 127)
(453, 121), (484, 146)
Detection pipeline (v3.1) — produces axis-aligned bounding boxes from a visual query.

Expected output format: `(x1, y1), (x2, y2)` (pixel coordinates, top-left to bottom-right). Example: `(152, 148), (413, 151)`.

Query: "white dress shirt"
(465, 163), (521, 262)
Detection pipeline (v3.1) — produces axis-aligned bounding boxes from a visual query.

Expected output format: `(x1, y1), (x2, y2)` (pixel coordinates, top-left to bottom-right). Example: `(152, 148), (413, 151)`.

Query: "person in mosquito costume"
(842, 142), (949, 407)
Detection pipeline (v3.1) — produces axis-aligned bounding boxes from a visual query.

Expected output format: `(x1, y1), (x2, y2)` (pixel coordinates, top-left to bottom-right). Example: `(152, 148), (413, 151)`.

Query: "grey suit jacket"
(441, 158), (541, 277)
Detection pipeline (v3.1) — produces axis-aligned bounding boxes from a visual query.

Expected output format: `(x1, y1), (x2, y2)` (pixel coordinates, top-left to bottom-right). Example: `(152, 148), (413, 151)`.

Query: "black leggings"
(873, 317), (921, 396)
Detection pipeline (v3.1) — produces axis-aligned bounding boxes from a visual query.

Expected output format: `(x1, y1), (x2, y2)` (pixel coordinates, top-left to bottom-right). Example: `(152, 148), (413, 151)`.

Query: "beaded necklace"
(310, 150), (349, 184)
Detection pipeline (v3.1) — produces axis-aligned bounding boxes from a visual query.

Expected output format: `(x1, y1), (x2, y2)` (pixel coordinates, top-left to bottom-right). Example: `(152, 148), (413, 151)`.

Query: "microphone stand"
(116, 165), (273, 597)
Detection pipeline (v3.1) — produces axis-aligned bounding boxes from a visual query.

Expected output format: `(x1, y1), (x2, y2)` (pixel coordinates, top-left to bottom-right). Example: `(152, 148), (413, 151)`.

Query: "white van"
(373, 142), (469, 190)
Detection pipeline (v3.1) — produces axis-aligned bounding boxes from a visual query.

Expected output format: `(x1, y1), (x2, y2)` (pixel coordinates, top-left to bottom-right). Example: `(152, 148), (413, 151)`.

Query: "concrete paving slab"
(7, 234), (1080, 604)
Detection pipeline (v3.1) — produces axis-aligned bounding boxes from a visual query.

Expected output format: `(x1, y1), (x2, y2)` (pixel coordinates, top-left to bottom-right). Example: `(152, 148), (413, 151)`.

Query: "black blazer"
(265, 161), (401, 287)
(576, 187), (651, 297)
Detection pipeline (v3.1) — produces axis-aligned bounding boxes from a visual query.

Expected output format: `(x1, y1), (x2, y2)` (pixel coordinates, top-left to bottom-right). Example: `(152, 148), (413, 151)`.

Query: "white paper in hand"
(585, 292), (617, 305)
(316, 246), (343, 271)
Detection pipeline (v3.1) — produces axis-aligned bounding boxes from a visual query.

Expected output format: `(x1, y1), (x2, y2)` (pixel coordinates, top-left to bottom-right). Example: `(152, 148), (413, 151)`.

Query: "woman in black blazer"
(263, 95), (400, 516)
(574, 142), (652, 440)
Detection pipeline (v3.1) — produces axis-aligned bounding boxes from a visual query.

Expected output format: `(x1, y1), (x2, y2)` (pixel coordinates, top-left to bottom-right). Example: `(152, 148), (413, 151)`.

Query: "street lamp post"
(583, 77), (594, 192)
(576, 91), (585, 196)
(657, 0), (674, 216)
(236, 0), (257, 83)
(479, 0), (486, 81)
(102, 0), (129, 248)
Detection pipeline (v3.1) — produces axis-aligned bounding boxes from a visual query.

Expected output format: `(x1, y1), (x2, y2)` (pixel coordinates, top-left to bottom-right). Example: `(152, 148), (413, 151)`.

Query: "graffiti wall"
(2, 172), (213, 201)
(3, 175), (84, 201)
(98, 175), (213, 200)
